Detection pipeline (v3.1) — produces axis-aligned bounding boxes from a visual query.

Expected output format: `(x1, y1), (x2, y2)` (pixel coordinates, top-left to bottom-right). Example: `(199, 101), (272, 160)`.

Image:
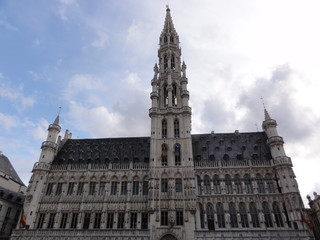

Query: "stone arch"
(160, 234), (178, 240)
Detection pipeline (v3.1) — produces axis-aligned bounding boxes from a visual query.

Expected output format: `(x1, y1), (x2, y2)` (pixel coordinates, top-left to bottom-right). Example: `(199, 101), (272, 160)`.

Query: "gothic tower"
(148, 6), (196, 240)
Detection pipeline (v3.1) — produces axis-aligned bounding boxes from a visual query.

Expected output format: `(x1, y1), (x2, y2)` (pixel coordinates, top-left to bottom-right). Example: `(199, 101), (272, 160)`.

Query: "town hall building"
(12, 7), (314, 240)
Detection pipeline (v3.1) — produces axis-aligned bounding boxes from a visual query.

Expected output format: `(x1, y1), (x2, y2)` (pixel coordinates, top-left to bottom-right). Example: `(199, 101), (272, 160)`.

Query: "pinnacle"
(264, 108), (271, 120)
(53, 114), (60, 125)
(162, 5), (176, 34)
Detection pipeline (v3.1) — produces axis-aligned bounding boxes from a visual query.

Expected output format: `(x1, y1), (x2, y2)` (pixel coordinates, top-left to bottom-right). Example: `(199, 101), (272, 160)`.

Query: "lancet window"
(273, 202), (284, 227)
(174, 119), (179, 138)
(207, 203), (215, 230)
(239, 202), (249, 228)
(204, 175), (211, 194)
(249, 202), (260, 228)
(262, 202), (273, 227)
(161, 144), (168, 166)
(162, 119), (167, 138)
(171, 54), (175, 69)
(229, 202), (238, 228)
(172, 84), (177, 106)
(174, 143), (181, 165)
(216, 202), (226, 228)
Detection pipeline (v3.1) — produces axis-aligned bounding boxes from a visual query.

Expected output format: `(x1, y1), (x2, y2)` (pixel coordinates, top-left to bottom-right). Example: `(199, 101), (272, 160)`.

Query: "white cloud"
(28, 118), (50, 141)
(57, 0), (77, 21)
(91, 31), (108, 48)
(0, 113), (18, 131)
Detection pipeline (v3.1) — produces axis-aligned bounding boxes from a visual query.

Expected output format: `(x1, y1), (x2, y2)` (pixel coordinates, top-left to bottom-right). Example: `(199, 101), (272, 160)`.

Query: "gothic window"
(266, 173), (275, 193)
(117, 213), (125, 229)
(234, 174), (243, 194)
(175, 178), (182, 192)
(37, 213), (46, 229)
(45, 182), (54, 195)
(161, 211), (168, 226)
(225, 174), (233, 194)
(199, 203), (205, 228)
(55, 183), (63, 195)
(197, 175), (202, 195)
(83, 213), (91, 229)
(161, 144), (168, 166)
(204, 175), (211, 194)
(174, 119), (179, 137)
(229, 202), (238, 228)
(164, 55), (168, 69)
(98, 182), (106, 195)
(174, 143), (181, 165)
(141, 213), (148, 229)
(172, 84), (177, 106)
(130, 213), (137, 229)
(249, 202), (260, 228)
(47, 213), (56, 229)
(106, 213), (114, 229)
(143, 181), (149, 195)
(111, 181), (118, 195)
(164, 36), (168, 43)
(76, 182), (84, 195)
(89, 182), (96, 195)
(121, 181), (127, 195)
(171, 54), (175, 69)
(262, 202), (273, 227)
(244, 174), (253, 194)
(207, 203), (215, 230)
(133, 181), (139, 195)
(161, 178), (168, 192)
(162, 119), (167, 138)
(176, 211), (183, 226)
(239, 202), (249, 228)
(70, 213), (78, 229)
(273, 202), (284, 227)
(213, 175), (221, 194)
(216, 202), (226, 228)
(94, 213), (101, 229)
(60, 213), (68, 229)
(163, 84), (168, 106)
(256, 174), (265, 193)
(170, 35), (174, 43)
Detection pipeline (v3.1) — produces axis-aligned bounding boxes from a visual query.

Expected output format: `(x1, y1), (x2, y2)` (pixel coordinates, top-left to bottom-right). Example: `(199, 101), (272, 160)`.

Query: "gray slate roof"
(0, 154), (25, 186)
(53, 131), (271, 164)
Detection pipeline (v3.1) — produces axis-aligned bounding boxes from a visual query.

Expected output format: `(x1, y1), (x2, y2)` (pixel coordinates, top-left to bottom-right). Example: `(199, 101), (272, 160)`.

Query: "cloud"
(91, 31), (108, 48)
(0, 113), (18, 131)
(0, 81), (35, 110)
(57, 0), (77, 21)
(28, 118), (50, 141)
(0, 19), (19, 31)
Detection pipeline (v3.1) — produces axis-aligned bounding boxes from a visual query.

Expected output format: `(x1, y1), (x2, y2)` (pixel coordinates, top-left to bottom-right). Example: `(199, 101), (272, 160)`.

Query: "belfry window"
(164, 35), (168, 43)
(170, 35), (174, 43)
(174, 119), (179, 137)
(164, 55), (168, 69)
(171, 54), (175, 69)
(162, 119), (167, 138)
(161, 144), (168, 166)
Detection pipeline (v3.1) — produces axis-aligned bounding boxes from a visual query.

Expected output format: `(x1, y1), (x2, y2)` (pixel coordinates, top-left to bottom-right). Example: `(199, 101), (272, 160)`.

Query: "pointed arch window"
(199, 203), (205, 228)
(207, 203), (215, 230)
(164, 55), (168, 69)
(204, 175), (211, 194)
(171, 54), (175, 69)
(164, 35), (168, 43)
(262, 202), (273, 227)
(197, 175), (202, 195)
(216, 202), (226, 228)
(163, 84), (168, 106)
(234, 174), (243, 194)
(174, 119), (179, 138)
(239, 202), (249, 228)
(172, 84), (177, 106)
(266, 173), (275, 193)
(256, 174), (265, 193)
(273, 202), (284, 227)
(174, 143), (181, 166)
(229, 202), (238, 228)
(213, 175), (221, 194)
(170, 35), (174, 43)
(244, 174), (253, 194)
(225, 174), (233, 194)
(249, 202), (260, 228)
(161, 144), (168, 166)
(162, 119), (167, 138)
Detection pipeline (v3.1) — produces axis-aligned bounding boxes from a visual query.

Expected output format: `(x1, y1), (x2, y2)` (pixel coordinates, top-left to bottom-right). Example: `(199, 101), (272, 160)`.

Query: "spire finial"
(261, 97), (271, 120)
(261, 96), (266, 109)
(166, 4), (170, 11)
(53, 107), (61, 125)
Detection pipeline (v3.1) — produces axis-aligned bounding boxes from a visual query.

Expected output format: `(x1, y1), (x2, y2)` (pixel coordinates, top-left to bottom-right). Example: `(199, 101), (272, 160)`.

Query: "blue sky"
(1, 0), (320, 204)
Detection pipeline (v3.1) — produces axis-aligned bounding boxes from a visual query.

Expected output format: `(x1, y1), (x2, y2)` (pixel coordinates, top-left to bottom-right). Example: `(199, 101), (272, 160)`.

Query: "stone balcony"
(41, 141), (58, 150)
(33, 162), (51, 172)
(266, 136), (284, 146)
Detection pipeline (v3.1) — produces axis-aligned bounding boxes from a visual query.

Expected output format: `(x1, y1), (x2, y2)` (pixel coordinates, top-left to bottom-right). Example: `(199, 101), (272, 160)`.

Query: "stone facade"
(12, 7), (314, 240)
(307, 193), (320, 239)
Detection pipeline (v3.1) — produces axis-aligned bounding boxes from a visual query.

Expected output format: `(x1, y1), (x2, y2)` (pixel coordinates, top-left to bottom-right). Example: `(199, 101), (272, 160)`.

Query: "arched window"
(256, 174), (265, 193)
(239, 202), (249, 228)
(262, 202), (273, 227)
(170, 35), (174, 43)
(207, 203), (215, 230)
(249, 202), (260, 228)
(229, 202), (238, 228)
(213, 175), (221, 194)
(163, 84), (168, 106)
(225, 174), (233, 194)
(265, 173), (275, 193)
(174, 119), (179, 138)
(161, 144), (168, 166)
(171, 54), (175, 69)
(164, 55), (168, 69)
(204, 175), (211, 194)
(199, 203), (205, 228)
(234, 174), (243, 194)
(174, 143), (181, 166)
(273, 202), (284, 227)
(197, 175), (202, 195)
(162, 119), (167, 138)
(164, 35), (168, 43)
(216, 202), (225, 228)
(172, 84), (177, 106)
(244, 174), (253, 194)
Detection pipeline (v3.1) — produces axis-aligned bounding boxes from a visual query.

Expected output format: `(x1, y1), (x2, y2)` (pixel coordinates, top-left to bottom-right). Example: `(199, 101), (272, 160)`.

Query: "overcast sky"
(1, 0), (319, 205)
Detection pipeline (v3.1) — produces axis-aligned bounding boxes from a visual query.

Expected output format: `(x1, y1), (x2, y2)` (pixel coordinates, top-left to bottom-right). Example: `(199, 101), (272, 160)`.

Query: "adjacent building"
(12, 7), (314, 240)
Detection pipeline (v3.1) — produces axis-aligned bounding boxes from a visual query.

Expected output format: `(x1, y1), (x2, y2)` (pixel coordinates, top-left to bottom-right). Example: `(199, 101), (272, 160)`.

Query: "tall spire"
(162, 5), (177, 35)
(53, 114), (60, 125)
(264, 108), (271, 120)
